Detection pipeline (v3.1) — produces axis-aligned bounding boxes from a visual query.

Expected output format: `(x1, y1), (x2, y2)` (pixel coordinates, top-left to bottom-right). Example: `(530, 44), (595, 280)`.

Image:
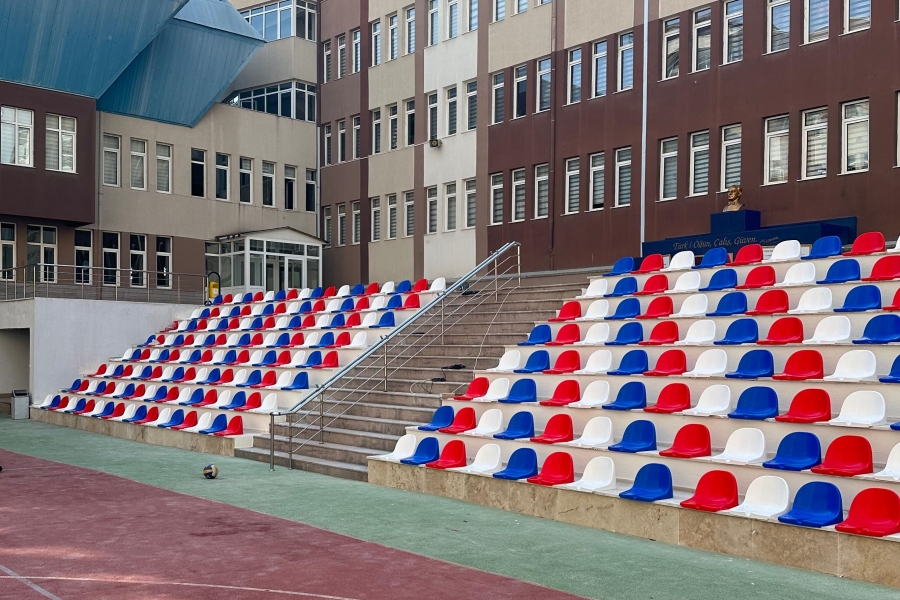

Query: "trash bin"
(11, 390), (29, 420)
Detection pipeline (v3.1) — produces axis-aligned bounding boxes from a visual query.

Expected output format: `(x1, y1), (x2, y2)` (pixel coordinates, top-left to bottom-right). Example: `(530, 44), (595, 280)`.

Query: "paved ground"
(2, 416), (899, 600)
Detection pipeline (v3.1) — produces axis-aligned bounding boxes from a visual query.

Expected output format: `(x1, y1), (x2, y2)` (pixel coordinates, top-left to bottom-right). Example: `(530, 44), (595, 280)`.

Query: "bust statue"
(723, 185), (744, 212)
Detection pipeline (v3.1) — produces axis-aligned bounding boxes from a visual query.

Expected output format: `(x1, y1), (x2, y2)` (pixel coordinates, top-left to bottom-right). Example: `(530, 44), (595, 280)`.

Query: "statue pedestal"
(710, 210), (761, 235)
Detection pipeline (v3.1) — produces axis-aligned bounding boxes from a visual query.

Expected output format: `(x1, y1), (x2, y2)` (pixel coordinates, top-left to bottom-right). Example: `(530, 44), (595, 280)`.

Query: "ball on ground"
(202, 464), (218, 479)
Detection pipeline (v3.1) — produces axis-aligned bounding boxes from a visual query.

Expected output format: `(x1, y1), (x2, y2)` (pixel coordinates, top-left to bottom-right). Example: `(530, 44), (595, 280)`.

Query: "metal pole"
(517, 244), (522, 286)
(269, 413), (275, 471)
(178, 275), (181, 304)
(383, 338), (388, 391)
(494, 258), (498, 301)
(318, 390), (324, 444)
(289, 413), (294, 470)
(440, 299), (444, 344)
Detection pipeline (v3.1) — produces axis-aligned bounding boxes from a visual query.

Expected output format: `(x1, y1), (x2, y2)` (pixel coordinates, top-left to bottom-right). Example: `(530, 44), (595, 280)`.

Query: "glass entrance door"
(286, 258), (304, 289)
(265, 255), (284, 292)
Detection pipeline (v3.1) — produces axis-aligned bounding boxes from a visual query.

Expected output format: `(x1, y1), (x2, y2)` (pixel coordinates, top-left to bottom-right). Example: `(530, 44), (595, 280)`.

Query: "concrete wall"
(0, 329), (30, 396)
(564, 0), (635, 47)
(229, 36), (318, 92)
(487, 2), (553, 72)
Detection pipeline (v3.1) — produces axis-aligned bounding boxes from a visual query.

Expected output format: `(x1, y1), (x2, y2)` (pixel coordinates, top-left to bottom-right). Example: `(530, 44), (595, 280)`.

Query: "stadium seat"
(605, 256), (635, 277)
(644, 382), (691, 414)
(776, 262), (817, 287)
(578, 300), (610, 321)
(884, 288), (900, 312)
(527, 452), (576, 486)
(707, 291), (747, 317)
(681, 470), (739, 512)
(726, 476), (790, 520)
(747, 289), (790, 316)
(817, 259), (861, 285)
(635, 274), (669, 296)
(569, 380), (611, 408)
(789, 287), (832, 314)
(170, 410), (199, 430)
(549, 301), (582, 322)
(543, 350), (581, 374)
(214, 416), (244, 436)
(605, 298), (641, 321)
(393, 280), (412, 294)
(607, 349), (648, 376)
(493, 411), (535, 440)
(836, 488), (900, 538)
(639, 321), (679, 346)
(666, 271), (701, 294)
(474, 378), (513, 402)
(714, 319), (758, 345)
(672, 294), (709, 317)
(824, 349), (877, 381)
(711, 428), (766, 464)
(683, 349), (728, 378)
(531, 414), (574, 444)
(758, 317), (804, 345)
(804, 316), (852, 345)
(619, 463), (673, 502)
(605, 322), (643, 345)
(810, 435), (873, 476)
(773, 349), (824, 380)
(412, 278), (429, 293)
(763, 432), (822, 471)
(282, 372), (309, 391)
(694, 247), (728, 270)
(438, 406), (477, 434)
(675, 319), (716, 346)
(492, 447), (539, 480)
(699, 268), (738, 292)
(564, 417), (613, 448)
(514, 351), (551, 373)
(462, 409), (504, 437)
(494, 379), (535, 404)
(872, 444), (900, 481)
(602, 381), (647, 411)
(536, 380), (579, 407)
(578, 279), (608, 299)
(426, 439), (468, 469)
(546, 323), (581, 346)
(574, 350), (612, 375)
(829, 390), (886, 427)
(765, 239), (802, 263)
(727, 244), (763, 266)
(728, 386), (779, 420)
(608, 420), (656, 453)
(725, 349), (774, 379)
(659, 423), (711, 458)
(519, 324), (552, 346)
(778, 482), (844, 528)
(854, 314), (900, 344)
(575, 323), (610, 346)
(736, 265), (776, 290)
(643, 349), (687, 376)
(449, 443), (501, 475)
(419, 406), (455, 431)
(489, 351), (521, 373)
(636, 296), (673, 320)
(663, 251), (696, 272)
(880, 355), (900, 383)
(845, 231), (885, 256)
(157, 408), (185, 429)
(775, 388), (832, 423)
(834, 285), (882, 312)
(400, 437), (441, 465)
(863, 256), (900, 282)
(559, 456), (616, 492)
(198, 414), (228, 435)
(607, 277), (639, 298)
(633, 253), (664, 274)
(802, 235), (842, 261)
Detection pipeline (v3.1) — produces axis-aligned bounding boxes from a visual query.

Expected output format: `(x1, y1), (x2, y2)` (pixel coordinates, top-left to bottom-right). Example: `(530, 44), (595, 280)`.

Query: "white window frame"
(338, 203), (347, 245)
(804, 0), (829, 43)
(352, 115), (361, 159)
(130, 234), (147, 288)
(692, 8), (711, 72)
(618, 32), (634, 91)
(240, 157), (253, 204)
(615, 147), (632, 207)
(1, 106), (33, 167)
(842, 99), (869, 174)
(373, 109), (382, 154)
(404, 191), (415, 237)
(338, 34), (347, 78)
(445, 182), (457, 230)
(45, 114), (76, 173)
(406, 101), (416, 146)
(720, 124), (742, 190)
(593, 41), (607, 97)
(190, 148), (205, 197)
(262, 161), (276, 207)
(156, 236), (172, 289)
(512, 168), (526, 221)
(767, 0), (791, 53)
(428, 92), (439, 140)
(448, 0), (459, 38)
(568, 48), (582, 103)
(323, 41), (332, 83)
(492, 72), (505, 124)
(0, 223), (15, 281)
(723, 1), (744, 64)
(466, 81), (477, 130)
(513, 65), (527, 118)
(844, 0), (871, 34)
(764, 115), (790, 185)
(428, 0), (439, 45)
(801, 107), (828, 180)
(495, 0), (505, 22)
(465, 179), (476, 228)
(490, 173), (503, 225)
(324, 124), (332, 165)
(73, 228), (90, 285)
(564, 158), (580, 214)
(534, 163), (549, 218)
(323, 206), (332, 246)
(406, 7), (416, 54)
(662, 18), (679, 80)
(215, 152), (229, 200)
(537, 58), (551, 112)
(427, 187), (438, 233)
(388, 194), (398, 239)
(515, 0), (527, 14)
(389, 104), (399, 150)
(689, 131), (710, 196)
(156, 143), (172, 193)
(351, 29), (361, 73)
(284, 165), (296, 210)
(371, 198), (382, 241)
(338, 120), (346, 162)
(589, 152), (605, 210)
(660, 138), (678, 201)
(102, 134), (120, 187)
(372, 21), (382, 66)
(447, 86), (458, 135)
(389, 14), (399, 60)
(101, 231), (119, 287)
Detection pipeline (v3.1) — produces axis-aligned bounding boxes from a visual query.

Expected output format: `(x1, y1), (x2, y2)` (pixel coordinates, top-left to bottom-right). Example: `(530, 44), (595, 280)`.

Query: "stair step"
(236, 446), (369, 481)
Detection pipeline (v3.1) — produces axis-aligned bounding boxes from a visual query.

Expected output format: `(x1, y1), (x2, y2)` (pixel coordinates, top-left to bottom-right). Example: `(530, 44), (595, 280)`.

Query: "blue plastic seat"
(418, 405), (455, 431)
(763, 432), (822, 471)
(114, 383), (135, 399)
(94, 402), (115, 418)
(400, 437), (441, 465)
(602, 381), (647, 411)
(309, 286), (324, 299)
(348, 284), (365, 297)
(185, 321), (197, 332)
(228, 306), (242, 317)
(140, 334), (157, 347)
(43, 395), (62, 410)
(604, 298), (641, 321)
(283, 372), (309, 391)
(221, 391), (247, 410)
(879, 355), (900, 383)
(802, 235), (843, 261)
(172, 335), (185, 346)
(834, 285), (882, 313)
(136, 366), (153, 379)
(699, 268), (738, 292)
(619, 463), (673, 502)
(513, 350), (550, 373)
(249, 317), (264, 331)
(109, 365), (124, 378)
(492, 447), (539, 479)
(518, 324), (552, 346)
(370, 312), (396, 328)
(323, 314), (345, 329)
(185, 350), (201, 364)
(236, 370), (262, 388)
(607, 349), (649, 376)
(606, 277), (638, 297)
(816, 258), (860, 285)
(381, 295), (403, 311)
(199, 368), (221, 385)
(230, 332), (250, 346)
(212, 295), (223, 305)
(154, 349), (170, 363)
(214, 320), (229, 331)
(180, 389), (205, 406)
(394, 280), (412, 294)
(149, 386), (168, 402)
(778, 482), (843, 528)
(65, 379), (82, 393)
(274, 290), (287, 301)
(122, 405), (148, 423)
(693, 247), (728, 270)
(261, 304), (274, 315)
(725, 349), (774, 379)
(158, 409), (185, 428)
(270, 333), (290, 348)
(608, 420), (657, 453)
(92, 381), (109, 396)
(298, 301), (312, 314)
(200, 414), (229, 435)
(493, 411), (535, 440)
(66, 398), (86, 414)
(604, 256), (635, 277)
(337, 298), (355, 312)
(312, 332), (335, 348)
(714, 318), (758, 345)
(707, 291), (747, 317)
(253, 350), (277, 367)
(853, 314), (900, 344)
(216, 350), (237, 365)
(728, 386), (779, 419)
(284, 316), (302, 330)
(605, 321), (643, 345)
(299, 351), (323, 368)
(498, 379), (538, 403)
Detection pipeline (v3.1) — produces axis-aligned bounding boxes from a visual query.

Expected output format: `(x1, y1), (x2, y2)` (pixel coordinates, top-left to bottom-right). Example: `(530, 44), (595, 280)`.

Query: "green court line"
(1, 417), (896, 600)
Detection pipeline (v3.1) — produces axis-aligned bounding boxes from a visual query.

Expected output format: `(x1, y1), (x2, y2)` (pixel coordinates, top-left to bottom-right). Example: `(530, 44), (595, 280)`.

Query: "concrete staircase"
(236, 280), (587, 480)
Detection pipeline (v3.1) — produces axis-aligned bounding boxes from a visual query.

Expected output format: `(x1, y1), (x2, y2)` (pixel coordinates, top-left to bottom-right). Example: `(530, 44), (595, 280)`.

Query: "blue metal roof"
(173, 0), (264, 41)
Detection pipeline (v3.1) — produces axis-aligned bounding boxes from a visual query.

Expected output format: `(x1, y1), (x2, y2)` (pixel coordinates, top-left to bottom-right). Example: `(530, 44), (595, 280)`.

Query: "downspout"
(639, 0), (649, 250)
(547, 0), (559, 270)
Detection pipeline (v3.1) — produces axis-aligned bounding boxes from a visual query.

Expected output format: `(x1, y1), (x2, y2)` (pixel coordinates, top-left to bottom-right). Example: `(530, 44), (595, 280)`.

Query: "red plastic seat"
(811, 435), (873, 477)
(227, 318), (241, 330)
(101, 403), (125, 420)
(286, 289), (299, 300)
(539, 380), (581, 407)
(240, 305), (252, 316)
(138, 349), (151, 360)
(349, 297), (370, 312)
(170, 410), (199, 430)
(235, 392), (263, 411)
(736, 265), (776, 290)
(250, 333), (265, 346)
(772, 349), (823, 380)
(636, 296), (674, 320)
(757, 317), (804, 345)
(634, 274), (669, 296)
(311, 299), (326, 312)
(222, 294), (233, 303)
(119, 365), (134, 378)
(863, 256), (900, 282)
(210, 307), (221, 318)
(196, 390), (218, 407)
(323, 286), (337, 298)
(526, 452), (575, 486)
(90, 364), (107, 377)
(214, 416), (245, 436)
(546, 323), (581, 346)
(275, 351), (292, 366)
(227, 350), (249, 366)
(124, 384), (145, 400)
(73, 399), (96, 415)
(884, 288), (900, 312)
(219, 370), (235, 384)
(632, 254), (664, 274)
(426, 439), (468, 469)
(659, 423), (711, 458)
(835, 488), (900, 537)
(401, 294), (421, 310)
(250, 371), (278, 389)
(252, 292), (264, 302)
(412, 278), (429, 292)
(327, 332), (351, 348)
(774, 388), (831, 423)
(644, 383), (691, 414)
(300, 315), (316, 329)
(148, 366), (162, 380)
(746, 289), (790, 316)
(844, 231), (885, 256)
(263, 316), (276, 329)
(77, 380), (89, 392)
(288, 333), (305, 347)
(163, 387), (180, 402)
(49, 397), (70, 411)
(166, 350), (181, 363)
(363, 282), (380, 295)
(638, 320), (679, 346)
(680, 470), (739, 512)
(173, 367), (196, 383)
(543, 350), (581, 374)
(274, 303), (287, 315)
(727, 243), (763, 266)
(454, 377), (489, 400)
(643, 349), (686, 376)
(438, 406), (477, 434)
(530, 414), (574, 444)
(549, 301), (582, 322)
(312, 351), (340, 369)
(338, 313), (361, 328)
(134, 406), (160, 425)
(214, 334), (227, 346)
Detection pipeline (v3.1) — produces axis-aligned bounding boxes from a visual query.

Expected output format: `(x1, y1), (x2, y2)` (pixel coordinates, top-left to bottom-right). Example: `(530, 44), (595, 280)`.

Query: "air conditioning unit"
(429, 137), (442, 148)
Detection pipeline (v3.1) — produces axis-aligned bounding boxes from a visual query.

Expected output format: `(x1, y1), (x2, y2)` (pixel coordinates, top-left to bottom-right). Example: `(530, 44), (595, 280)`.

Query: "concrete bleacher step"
(271, 424), (401, 452)
(277, 412), (415, 436)
(236, 447), (370, 481)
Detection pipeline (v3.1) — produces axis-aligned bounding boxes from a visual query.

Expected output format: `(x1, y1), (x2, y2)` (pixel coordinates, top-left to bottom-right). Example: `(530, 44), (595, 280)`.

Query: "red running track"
(0, 449), (585, 600)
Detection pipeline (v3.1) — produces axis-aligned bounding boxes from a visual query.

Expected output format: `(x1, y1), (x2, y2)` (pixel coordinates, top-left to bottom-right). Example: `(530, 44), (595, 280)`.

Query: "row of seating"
(189, 294), (416, 323)
(120, 348), (340, 371)
(139, 331), (369, 353)
(49, 383), (280, 410)
(72, 365), (309, 392)
(174, 306), (402, 335)
(209, 278), (445, 307)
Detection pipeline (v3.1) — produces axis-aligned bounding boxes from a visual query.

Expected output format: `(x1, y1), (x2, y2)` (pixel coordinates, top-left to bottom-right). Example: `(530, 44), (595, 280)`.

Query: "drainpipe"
(639, 0), (649, 250)
(547, 0), (559, 271)
(316, 125), (321, 239)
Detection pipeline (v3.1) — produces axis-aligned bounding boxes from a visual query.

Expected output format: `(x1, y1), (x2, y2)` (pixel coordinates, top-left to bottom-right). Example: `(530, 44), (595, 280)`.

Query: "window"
(26, 226), (56, 283)
(130, 234), (146, 287)
(465, 180), (476, 227)
(325, 124), (332, 164)
(765, 115), (790, 184)
(74, 229), (90, 284)
(45, 114), (76, 172)
(388, 194), (398, 238)
(845, 0), (870, 33)
(428, 92), (438, 139)
(449, 0), (459, 37)
(724, 1), (743, 63)
(515, 0), (526, 13)
(495, 0), (505, 21)
(404, 191), (415, 236)
(568, 49), (582, 103)
(262, 161), (275, 206)
(492, 72), (505, 123)
(406, 101), (416, 146)
(389, 105), (399, 149)
(615, 147), (632, 207)
(490, 174), (503, 224)
(469, 0), (478, 31)
(156, 143), (171, 193)
(101, 232), (119, 286)
(593, 41), (607, 97)
(534, 164), (549, 217)
(353, 115), (361, 159)
(338, 120), (346, 162)
(447, 87), (458, 135)
(389, 15), (399, 59)
(466, 81), (477, 130)
(514, 65), (527, 118)
(102, 134), (120, 186)
(690, 131), (710, 195)
(0, 223), (14, 280)
(240, 1), (292, 40)
(843, 100), (869, 173)
(589, 153), (605, 210)
(323, 41), (332, 83)
(693, 9), (711, 71)
(305, 169), (316, 211)
(190, 148), (205, 197)
(240, 158), (252, 203)
(352, 29), (361, 73)
(806, 0), (829, 42)
(619, 33), (634, 91)
(352, 201), (361, 244)
(662, 18), (679, 79)
(565, 159), (580, 214)
(768, 0), (790, 52)
(1, 107), (33, 167)
(338, 204), (347, 245)
(721, 124), (742, 189)
(660, 138), (678, 201)
(372, 21), (382, 66)
(406, 7), (416, 53)
(228, 81), (314, 120)
(338, 34), (347, 78)
(512, 169), (526, 221)
(296, 1), (316, 41)
(427, 187), (438, 233)
(215, 153), (229, 200)
(156, 236), (172, 288)
(429, 0), (439, 45)
(285, 165), (296, 209)
(373, 110), (382, 154)
(537, 58), (551, 112)
(802, 108), (828, 179)
(323, 206), (332, 245)
(371, 198), (381, 241)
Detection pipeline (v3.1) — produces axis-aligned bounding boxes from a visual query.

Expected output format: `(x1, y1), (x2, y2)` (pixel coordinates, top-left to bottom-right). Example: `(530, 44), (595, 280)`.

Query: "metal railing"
(269, 241), (523, 470)
(0, 264), (208, 305)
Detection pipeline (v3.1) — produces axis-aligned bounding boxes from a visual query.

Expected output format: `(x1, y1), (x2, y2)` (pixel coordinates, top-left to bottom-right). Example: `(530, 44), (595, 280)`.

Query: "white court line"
(0, 565), (64, 600)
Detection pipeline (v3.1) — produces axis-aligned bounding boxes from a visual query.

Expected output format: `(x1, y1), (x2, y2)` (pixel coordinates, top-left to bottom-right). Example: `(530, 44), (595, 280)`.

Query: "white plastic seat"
(488, 350), (521, 373)
(120, 348), (135, 361)
(562, 417), (612, 448)
(288, 351), (307, 368)
(788, 287), (832, 314)
(144, 407), (172, 427)
(890, 237), (900, 254)
(109, 383), (126, 397)
(336, 285), (351, 297)
(173, 388), (191, 404)
(682, 349), (728, 377)
(275, 316), (289, 330)
(323, 299), (339, 313)
(823, 349), (877, 382)
(375, 434), (417, 462)
(764, 239), (801, 263)
(680, 384), (731, 416)
(272, 371), (293, 389)
(675, 320), (716, 346)
(264, 291), (276, 302)
(666, 271), (701, 294)
(302, 333), (320, 348)
(569, 380), (610, 408)
(262, 333), (277, 347)
(429, 277), (447, 293)
(347, 332), (368, 349)
(364, 296), (386, 311)
(574, 350), (612, 375)
(873, 443), (900, 481)
(36, 394), (56, 408)
(472, 378), (510, 402)
(461, 408), (503, 437)
(190, 368), (208, 384)
(190, 308), (203, 319)
(231, 369), (249, 386)
(577, 279), (608, 299)
(829, 390), (886, 427)
(85, 400), (107, 417)
(662, 250), (695, 272)
(360, 312), (378, 327)
(239, 317), (253, 330)
(251, 393), (279, 413)
(158, 366), (175, 381)
(148, 349), (162, 362)
(803, 316), (851, 345)
(775, 262), (816, 287)
(576, 300), (610, 321)
(380, 281), (396, 295)
(211, 350), (226, 364)
(192, 334), (208, 345)
(574, 323), (610, 346)
(139, 385), (157, 400)
(225, 334), (241, 346)
(725, 476), (789, 519)
(112, 403), (138, 422)
(211, 390), (233, 408)
(672, 294), (708, 317)
(315, 315), (330, 328)
(251, 304), (265, 316)
(711, 428), (766, 464)
(176, 320), (189, 332)
(247, 350), (264, 365)
(184, 411), (213, 433)
(287, 301), (301, 314)
(559, 456), (617, 492)
(450, 443), (502, 475)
